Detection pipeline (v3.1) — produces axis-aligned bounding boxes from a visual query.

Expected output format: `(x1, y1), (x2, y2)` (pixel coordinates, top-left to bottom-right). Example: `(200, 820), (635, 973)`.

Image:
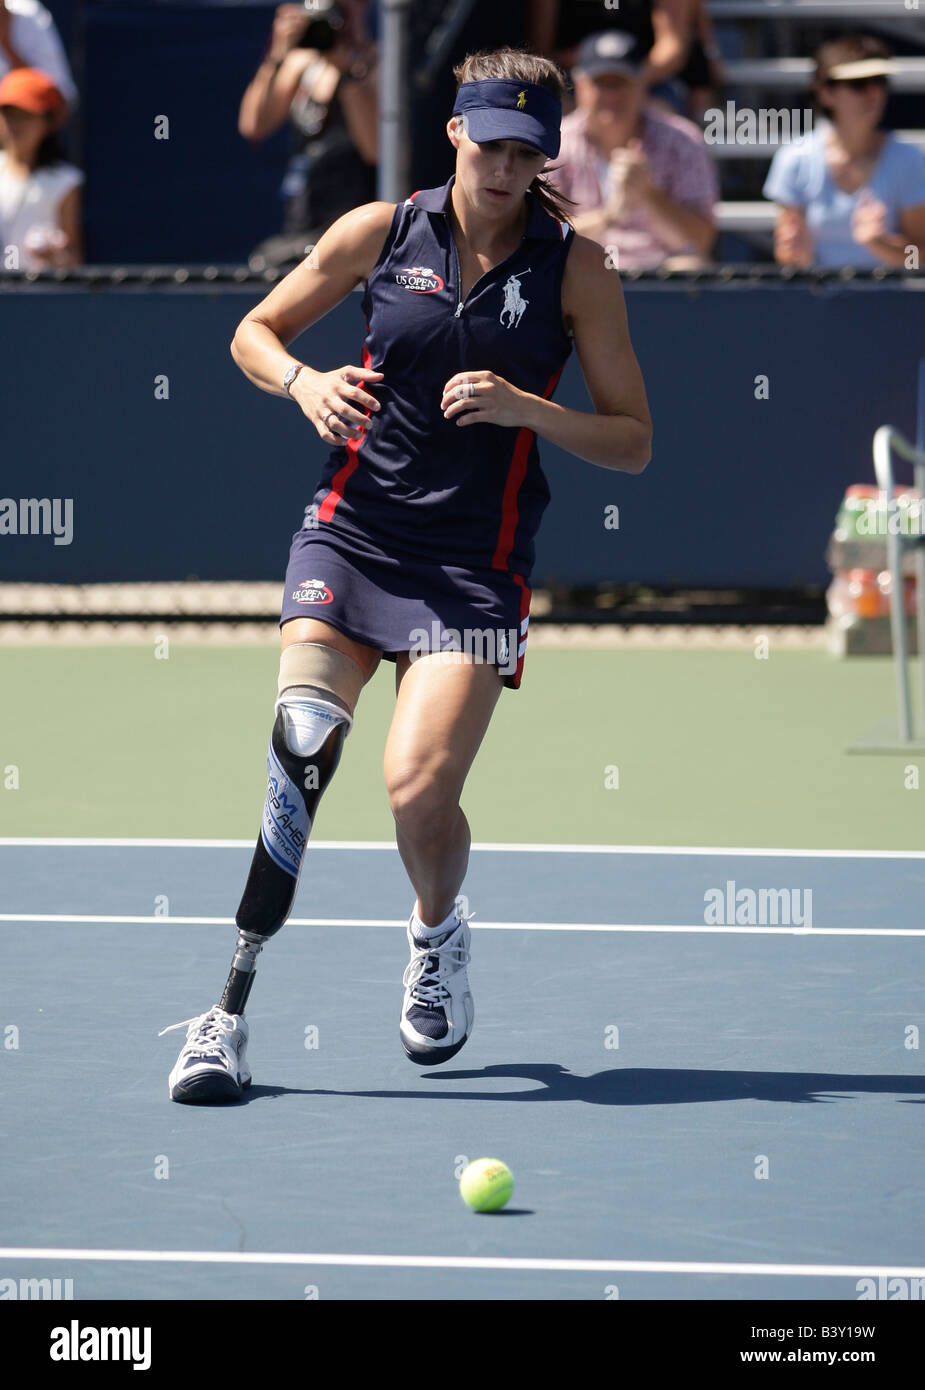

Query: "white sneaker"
(400, 911), (474, 1065)
(160, 1006), (251, 1103)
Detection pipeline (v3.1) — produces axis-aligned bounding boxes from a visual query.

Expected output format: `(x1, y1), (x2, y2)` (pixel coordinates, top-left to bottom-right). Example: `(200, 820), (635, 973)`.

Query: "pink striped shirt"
(546, 105), (719, 269)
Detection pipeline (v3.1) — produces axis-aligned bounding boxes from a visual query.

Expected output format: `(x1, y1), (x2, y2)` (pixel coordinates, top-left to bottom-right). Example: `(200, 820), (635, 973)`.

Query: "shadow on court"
(237, 1066), (925, 1106)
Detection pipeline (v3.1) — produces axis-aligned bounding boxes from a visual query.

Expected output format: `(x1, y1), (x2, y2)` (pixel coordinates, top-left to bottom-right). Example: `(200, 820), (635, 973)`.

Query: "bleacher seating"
(706, 0), (925, 255)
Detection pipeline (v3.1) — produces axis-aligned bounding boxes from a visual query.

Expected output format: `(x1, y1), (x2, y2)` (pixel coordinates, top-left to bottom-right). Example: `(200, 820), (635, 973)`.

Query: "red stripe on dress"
(317, 334), (372, 524)
(512, 572), (531, 689)
(491, 364), (566, 573)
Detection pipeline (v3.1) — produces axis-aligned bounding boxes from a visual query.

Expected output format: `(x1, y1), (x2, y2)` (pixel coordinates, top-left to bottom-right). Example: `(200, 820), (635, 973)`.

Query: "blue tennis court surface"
(2, 840), (924, 1301)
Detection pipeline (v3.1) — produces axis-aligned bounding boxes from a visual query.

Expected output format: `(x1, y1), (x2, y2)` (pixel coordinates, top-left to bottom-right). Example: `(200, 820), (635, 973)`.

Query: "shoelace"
(403, 913), (474, 1006)
(157, 1008), (231, 1053)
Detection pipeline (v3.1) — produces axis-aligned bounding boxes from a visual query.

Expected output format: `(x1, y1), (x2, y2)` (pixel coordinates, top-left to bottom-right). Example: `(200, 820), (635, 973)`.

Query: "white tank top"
(0, 151), (83, 269)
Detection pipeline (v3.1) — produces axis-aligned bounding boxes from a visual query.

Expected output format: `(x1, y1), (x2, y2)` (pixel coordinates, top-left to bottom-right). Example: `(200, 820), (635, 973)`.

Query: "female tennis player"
(163, 45), (652, 1102)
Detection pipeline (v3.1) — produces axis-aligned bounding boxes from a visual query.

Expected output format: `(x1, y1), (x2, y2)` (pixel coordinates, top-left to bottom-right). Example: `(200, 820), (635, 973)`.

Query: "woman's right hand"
(291, 364), (384, 444)
(851, 190), (888, 250)
(269, 4), (313, 62)
(774, 206), (813, 267)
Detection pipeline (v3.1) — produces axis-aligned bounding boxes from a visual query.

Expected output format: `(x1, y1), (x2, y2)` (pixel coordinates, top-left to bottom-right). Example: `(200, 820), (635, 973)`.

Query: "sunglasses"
(826, 75), (888, 91)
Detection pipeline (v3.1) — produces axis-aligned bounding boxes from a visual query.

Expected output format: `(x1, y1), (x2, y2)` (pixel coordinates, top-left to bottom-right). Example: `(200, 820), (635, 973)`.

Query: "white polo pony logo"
(500, 270), (531, 328)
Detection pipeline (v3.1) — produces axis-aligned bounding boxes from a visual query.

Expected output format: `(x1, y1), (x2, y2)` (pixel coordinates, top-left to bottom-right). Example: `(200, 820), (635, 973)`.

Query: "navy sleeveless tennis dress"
(280, 172), (576, 689)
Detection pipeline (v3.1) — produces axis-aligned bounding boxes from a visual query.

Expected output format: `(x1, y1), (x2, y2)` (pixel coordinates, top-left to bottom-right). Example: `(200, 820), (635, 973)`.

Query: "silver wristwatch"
(283, 363), (304, 398)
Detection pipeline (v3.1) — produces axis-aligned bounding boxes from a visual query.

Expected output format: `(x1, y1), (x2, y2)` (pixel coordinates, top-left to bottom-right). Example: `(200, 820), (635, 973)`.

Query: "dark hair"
(0, 111), (70, 170)
(452, 46), (578, 224)
(813, 34), (892, 117)
(33, 129), (69, 170)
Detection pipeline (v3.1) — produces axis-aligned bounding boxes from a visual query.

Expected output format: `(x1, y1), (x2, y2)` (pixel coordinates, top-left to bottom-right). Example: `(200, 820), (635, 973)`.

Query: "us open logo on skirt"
(292, 578), (334, 605)
(395, 265), (445, 294)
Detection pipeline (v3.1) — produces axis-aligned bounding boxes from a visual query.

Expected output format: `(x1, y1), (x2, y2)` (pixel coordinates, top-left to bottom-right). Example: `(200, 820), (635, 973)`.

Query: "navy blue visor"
(451, 79), (561, 160)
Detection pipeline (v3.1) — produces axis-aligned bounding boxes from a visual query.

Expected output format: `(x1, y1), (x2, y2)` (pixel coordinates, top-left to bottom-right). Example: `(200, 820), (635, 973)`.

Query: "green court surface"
(0, 644), (921, 849)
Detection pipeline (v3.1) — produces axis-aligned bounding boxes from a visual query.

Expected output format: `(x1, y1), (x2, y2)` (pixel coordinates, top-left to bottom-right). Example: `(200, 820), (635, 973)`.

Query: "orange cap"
(0, 67), (65, 115)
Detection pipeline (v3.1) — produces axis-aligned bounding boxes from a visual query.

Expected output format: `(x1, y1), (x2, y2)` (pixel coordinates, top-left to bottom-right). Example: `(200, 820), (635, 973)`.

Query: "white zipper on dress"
(452, 234), (464, 316)
(450, 225), (525, 318)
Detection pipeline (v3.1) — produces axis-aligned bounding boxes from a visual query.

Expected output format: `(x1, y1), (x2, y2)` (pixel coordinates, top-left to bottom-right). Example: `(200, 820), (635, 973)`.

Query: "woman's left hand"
(852, 190), (888, 247)
(441, 371), (530, 428)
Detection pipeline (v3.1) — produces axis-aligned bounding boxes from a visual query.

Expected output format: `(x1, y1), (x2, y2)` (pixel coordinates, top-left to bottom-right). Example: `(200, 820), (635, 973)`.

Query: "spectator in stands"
(0, 67), (82, 269)
(525, 0), (723, 118)
(544, 30), (718, 270)
(764, 35), (925, 270)
(240, 1), (378, 270)
(681, 0), (725, 122)
(0, 0), (77, 114)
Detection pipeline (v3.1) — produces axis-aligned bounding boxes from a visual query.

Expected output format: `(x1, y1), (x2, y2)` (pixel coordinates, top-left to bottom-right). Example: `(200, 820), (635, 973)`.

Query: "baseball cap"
(574, 30), (646, 79)
(0, 67), (65, 114)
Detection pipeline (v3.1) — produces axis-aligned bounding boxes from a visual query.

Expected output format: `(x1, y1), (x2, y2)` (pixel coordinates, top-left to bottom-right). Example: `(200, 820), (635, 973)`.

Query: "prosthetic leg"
(219, 642), (366, 1015)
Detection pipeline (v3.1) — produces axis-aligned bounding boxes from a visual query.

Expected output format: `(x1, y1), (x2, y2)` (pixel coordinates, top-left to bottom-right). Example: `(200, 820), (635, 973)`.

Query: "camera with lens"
(299, 0), (345, 51)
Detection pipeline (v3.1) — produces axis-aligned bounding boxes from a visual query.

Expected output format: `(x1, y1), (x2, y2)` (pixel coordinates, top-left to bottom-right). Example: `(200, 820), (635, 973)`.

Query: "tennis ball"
(459, 1157), (514, 1212)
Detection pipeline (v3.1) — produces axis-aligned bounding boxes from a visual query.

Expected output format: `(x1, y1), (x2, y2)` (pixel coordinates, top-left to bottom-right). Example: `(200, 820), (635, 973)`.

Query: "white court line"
(0, 1246), (922, 1279)
(0, 914), (921, 936)
(0, 838), (924, 859)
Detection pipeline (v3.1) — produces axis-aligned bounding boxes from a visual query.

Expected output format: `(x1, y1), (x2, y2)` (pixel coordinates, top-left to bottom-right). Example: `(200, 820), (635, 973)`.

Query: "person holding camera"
(240, 0), (378, 270)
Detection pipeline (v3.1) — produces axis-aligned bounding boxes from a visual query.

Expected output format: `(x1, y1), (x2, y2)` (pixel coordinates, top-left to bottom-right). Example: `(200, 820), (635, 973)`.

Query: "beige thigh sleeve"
(277, 641), (365, 715)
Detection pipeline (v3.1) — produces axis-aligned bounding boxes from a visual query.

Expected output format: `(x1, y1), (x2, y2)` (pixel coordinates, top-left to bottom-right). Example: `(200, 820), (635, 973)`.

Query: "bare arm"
(525, 0), (559, 55)
(239, 47), (313, 141)
(641, 0), (692, 87)
(334, 58), (379, 165)
(569, 209), (610, 240)
(639, 183), (715, 256)
(55, 183), (83, 265)
(859, 201), (925, 269)
(772, 204), (813, 266)
(230, 199), (395, 444)
(527, 234), (652, 473)
(239, 4), (317, 141)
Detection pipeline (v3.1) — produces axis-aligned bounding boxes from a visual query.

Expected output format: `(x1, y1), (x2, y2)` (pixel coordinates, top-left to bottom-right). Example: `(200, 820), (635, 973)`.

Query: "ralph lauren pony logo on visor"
(395, 265), (445, 294)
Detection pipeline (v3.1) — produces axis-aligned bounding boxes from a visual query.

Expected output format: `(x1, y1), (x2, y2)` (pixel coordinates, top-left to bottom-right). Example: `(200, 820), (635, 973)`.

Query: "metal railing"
(871, 362), (925, 741)
(710, 1), (925, 17)
(723, 57), (925, 89)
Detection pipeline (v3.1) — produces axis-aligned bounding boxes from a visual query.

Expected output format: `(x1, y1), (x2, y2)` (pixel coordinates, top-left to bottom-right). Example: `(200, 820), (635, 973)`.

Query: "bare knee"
(387, 766), (461, 842)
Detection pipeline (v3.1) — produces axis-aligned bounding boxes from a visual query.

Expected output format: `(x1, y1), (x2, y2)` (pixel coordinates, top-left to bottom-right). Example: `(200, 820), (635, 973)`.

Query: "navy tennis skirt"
(279, 527), (531, 690)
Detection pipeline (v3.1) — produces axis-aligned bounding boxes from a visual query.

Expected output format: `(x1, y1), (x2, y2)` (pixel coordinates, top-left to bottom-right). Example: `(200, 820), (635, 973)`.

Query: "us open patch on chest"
(292, 579), (334, 605)
(394, 265), (445, 294)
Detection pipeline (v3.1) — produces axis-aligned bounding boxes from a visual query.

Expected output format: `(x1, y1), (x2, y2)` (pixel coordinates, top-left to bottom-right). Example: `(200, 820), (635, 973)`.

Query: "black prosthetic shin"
(220, 694), (349, 1014)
